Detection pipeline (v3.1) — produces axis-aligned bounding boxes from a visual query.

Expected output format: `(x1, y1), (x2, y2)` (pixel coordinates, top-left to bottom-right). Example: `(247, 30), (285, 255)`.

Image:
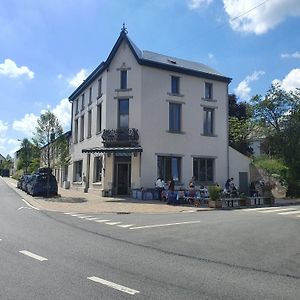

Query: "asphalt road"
(0, 178), (299, 299)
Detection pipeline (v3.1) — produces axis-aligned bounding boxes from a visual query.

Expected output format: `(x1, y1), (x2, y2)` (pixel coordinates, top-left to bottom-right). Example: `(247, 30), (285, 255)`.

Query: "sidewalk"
(1, 177), (205, 214)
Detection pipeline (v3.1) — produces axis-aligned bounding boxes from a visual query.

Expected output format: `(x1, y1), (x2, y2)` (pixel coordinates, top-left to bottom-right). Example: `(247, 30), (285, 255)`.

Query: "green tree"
(228, 94), (254, 155)
(33, 111), (63, 168)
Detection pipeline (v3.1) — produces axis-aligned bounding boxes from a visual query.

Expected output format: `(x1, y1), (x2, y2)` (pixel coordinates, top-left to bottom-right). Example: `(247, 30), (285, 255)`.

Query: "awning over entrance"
(82, 146), (143, 155)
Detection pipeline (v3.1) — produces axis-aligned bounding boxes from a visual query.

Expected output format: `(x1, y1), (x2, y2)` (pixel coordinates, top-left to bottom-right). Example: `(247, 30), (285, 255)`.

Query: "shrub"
(254, 155), (288, 178)
(208, 185), (221, 201)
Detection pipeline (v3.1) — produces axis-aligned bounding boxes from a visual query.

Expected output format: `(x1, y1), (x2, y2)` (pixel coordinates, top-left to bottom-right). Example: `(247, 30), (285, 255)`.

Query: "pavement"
(1, 176), (206, 214)
(2, 176), (300, 214)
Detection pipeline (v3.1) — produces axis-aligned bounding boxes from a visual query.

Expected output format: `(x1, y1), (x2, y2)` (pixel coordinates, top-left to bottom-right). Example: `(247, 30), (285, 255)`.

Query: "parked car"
(27, 173), (58, 197)
(20, 175), (32, 193)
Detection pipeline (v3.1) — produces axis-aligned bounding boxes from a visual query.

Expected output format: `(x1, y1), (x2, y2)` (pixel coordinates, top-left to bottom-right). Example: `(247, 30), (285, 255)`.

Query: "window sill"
(167, 92), (184, 97)
(167, 130), (185, 134)
(201, 97), (217, 102)
(97, 93), (103, 99)
(201, 133), (218, 137)
(92, 182), (102, 186)
(115, 88), (132, 92)
(96, 130), (102, 136)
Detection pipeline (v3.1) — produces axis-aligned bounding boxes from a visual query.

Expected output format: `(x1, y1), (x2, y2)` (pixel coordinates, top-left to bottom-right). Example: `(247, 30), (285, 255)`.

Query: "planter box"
(208, 199), (222, 208)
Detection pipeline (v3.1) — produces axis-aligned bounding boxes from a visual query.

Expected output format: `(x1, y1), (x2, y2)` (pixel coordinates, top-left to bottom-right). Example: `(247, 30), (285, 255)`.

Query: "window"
(98, 78), (102, 97)
(96, 103), (102, 133)
(157, 156), (181, 182)
(193, 158), (214, 183)
(81, 93), (85, 110)
(80, 115), (84, 141)
(205, 82), (213, 99)
(74, 119), (78, 143)
(89, 87), (92, 105)
(169, 103), (181, 132)
(203, 107), (214, 135)
(171, 76), (180, 94)
(94, 156), (102, 182)
(118, 99), (129, 128)
(120, 70), (127, 89)
(73, 160), (83, 182)
(75, 99), (79, 115)
(87, 110), (92, 138)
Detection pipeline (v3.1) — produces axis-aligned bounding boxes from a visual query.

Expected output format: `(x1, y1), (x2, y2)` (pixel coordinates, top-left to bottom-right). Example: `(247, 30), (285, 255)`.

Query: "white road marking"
(78, 215), (93, 219)
(19, 250), (48, 261)
(130, 221), (201, 230)
(85, 217), (100, 221)
(259, 208), (296, 214)
(105, 221), (122, 225)
(18, 206), (32, 211)
(181, 210), (196, 213)
(117, 224), (135, 228)
(87, 276), (140, 295)
(21, 198), (40, 211)
(94, 219), (111, 223)
(64, 212), (75, 215)
(71, 214), (82, 217)
(278, 210), (300, 215)
(0, 238), (2, 241)
(240, 207), (281, 211)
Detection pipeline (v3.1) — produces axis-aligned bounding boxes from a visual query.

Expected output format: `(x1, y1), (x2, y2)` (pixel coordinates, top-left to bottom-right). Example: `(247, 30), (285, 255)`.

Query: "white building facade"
(68, 28), (248, 196)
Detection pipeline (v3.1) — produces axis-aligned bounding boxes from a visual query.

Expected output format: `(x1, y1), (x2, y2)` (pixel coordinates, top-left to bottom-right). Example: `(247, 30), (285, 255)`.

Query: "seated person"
(177, 188), (186, 204)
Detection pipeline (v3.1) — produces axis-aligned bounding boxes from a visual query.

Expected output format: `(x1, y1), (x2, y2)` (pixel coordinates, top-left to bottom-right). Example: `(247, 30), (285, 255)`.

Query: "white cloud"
(0, 120), (8, 135)
(57, 73), (63, 79)
(0, 58), (34, 79)
(235, 70), (265, 100)
(12, 113), (39, 136)
(273, 68), (300, 91)
(223, 0), (300, 35)
(281, 51), (300, 59)
(188, 0), (213, 9)
(68, 69), (88, 88)
(52, 98), (71, 129)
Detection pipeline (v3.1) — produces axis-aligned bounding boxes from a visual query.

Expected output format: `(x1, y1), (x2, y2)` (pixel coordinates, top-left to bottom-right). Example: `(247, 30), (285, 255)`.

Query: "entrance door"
(114, 157), (131, 195)
(239, 172), (249, 195)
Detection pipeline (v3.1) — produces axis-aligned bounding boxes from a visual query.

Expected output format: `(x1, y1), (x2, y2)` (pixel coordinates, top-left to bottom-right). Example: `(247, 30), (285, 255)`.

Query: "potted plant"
(208, 185), (222, 208)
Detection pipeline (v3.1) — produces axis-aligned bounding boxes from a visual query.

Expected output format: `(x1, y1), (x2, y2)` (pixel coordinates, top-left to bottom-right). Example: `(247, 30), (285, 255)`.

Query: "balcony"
(101, 128), (139, 147)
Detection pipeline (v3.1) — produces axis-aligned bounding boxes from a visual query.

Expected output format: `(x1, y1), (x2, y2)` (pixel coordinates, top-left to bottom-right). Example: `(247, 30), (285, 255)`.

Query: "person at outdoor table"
(168, 177), (175, 191)
(188, 176), (196, 188)
(155, 177), (165, 200)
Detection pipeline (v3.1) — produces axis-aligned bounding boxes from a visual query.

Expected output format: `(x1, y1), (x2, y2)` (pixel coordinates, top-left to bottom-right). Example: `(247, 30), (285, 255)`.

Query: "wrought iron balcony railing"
(101, 128), (139, 147)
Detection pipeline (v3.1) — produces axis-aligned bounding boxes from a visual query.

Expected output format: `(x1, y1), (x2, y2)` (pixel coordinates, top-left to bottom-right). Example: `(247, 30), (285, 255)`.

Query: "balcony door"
(114, 156), (131, 195)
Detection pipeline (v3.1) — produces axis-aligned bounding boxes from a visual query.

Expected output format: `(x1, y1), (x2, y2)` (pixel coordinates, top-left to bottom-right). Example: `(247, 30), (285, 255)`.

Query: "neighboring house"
(68, 26), (249, 196)
(40, 131), (72, 187)
(0, 153), (5, 165)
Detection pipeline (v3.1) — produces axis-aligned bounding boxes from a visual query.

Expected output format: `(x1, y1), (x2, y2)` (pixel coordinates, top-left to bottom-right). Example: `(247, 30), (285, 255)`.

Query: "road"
(0, 178), (299, 299)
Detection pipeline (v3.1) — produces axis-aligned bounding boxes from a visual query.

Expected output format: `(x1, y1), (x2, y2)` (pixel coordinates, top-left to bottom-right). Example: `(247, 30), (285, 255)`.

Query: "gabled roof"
(69, 29), (231, 101)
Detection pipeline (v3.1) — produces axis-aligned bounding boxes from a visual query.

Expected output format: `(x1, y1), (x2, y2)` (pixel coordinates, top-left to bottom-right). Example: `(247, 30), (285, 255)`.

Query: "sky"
(0, 0), (300, 157)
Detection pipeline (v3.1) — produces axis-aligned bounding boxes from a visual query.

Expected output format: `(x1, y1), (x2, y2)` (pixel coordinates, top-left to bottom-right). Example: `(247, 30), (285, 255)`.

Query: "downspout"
(226, 84), (230, 179)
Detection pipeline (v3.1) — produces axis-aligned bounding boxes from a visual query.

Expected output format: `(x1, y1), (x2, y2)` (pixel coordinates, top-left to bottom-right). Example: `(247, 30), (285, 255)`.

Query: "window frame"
(80, 115), (85, 141)
(118, 98), (129, 129)
(73, 160), (83, 182)
(171, 76), (180, 94)
(169, 102), (182, 132)
(93, 156), (103, 183)
(96, 103), (102, 133)
(205, 82), (213, 100)
(193, 157), (214, 184)
(157, 155), (182, 183)
(87, 110), (92, 138)
(203, 107), (214, 136)
(81, 93), (85, 111)
(120, 70), (127, 90)
(98, 77), (102, 98)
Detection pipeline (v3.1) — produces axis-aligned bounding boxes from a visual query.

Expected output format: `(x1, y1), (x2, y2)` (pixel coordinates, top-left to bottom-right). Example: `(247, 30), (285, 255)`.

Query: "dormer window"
(167, 58), (177, 64)
(120, 70), (127, 89)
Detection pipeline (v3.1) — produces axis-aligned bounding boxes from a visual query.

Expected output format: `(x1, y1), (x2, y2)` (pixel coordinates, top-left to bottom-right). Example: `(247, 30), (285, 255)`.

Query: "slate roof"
(69, 30), (231, 101)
